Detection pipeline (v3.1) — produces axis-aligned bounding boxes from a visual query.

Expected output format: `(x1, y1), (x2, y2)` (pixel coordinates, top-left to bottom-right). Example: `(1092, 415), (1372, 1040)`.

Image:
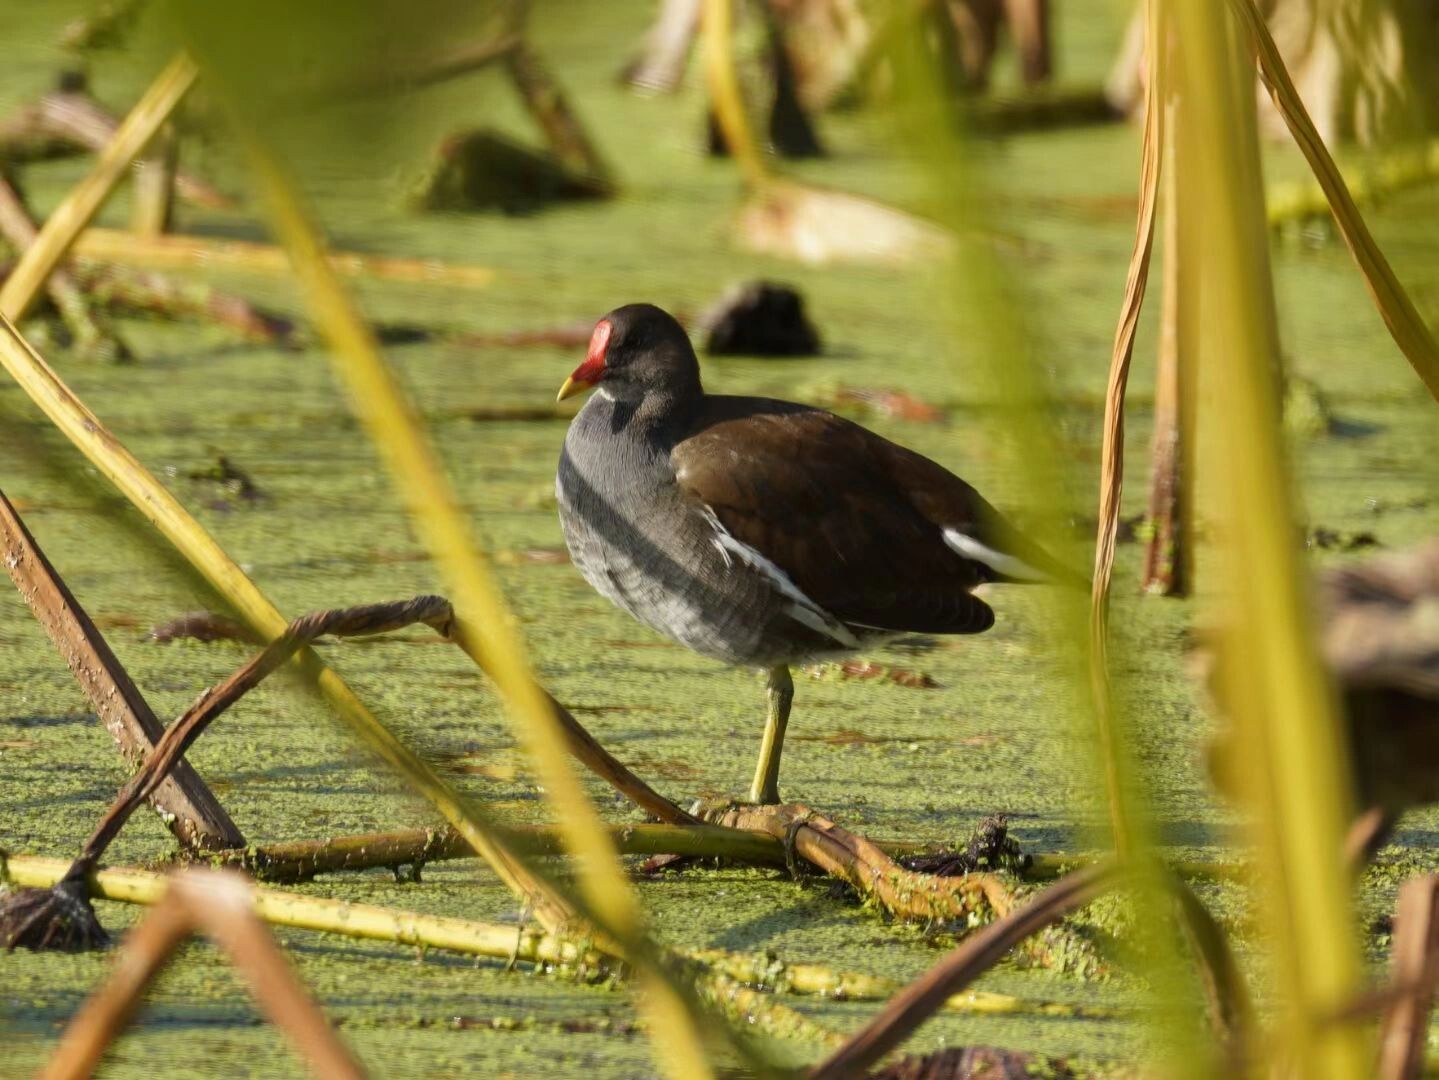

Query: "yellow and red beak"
(557, 319), (612, 402)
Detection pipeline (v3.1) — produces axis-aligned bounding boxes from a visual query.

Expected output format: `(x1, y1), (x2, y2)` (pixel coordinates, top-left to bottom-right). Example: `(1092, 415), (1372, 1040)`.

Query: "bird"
(554, 303), (1082, 804)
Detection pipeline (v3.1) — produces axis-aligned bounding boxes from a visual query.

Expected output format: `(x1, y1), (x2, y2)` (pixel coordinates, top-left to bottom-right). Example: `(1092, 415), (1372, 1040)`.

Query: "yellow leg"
(748, 665), (793, 804)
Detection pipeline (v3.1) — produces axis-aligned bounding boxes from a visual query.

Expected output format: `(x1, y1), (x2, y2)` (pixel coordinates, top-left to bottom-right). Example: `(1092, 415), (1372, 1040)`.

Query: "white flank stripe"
(704, 507), (859, 647)
(943, 529), (1049, 583)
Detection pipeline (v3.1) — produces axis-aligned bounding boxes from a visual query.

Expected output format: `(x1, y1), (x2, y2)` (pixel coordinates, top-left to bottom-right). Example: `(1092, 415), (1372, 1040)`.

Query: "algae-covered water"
(3, 1), (1439, 1076)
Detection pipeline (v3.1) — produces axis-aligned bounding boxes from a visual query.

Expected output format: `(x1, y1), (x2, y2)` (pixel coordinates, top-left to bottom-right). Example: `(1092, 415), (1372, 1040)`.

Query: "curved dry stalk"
(1089, 0), (1164, 856)
(0, 55), (197, 323)
(1267, 141), (1439, 229)
(1, 597), (454, 951)
(1227, 0), (1439, 403)
(0, 488), (240, 852)
(0, 313), (570, 932)
(704, 803), (1102, 974)
(37, 870), (363, 1080)
(807, 862), (1120, 1079)
(1171, 876), (1253, 1066)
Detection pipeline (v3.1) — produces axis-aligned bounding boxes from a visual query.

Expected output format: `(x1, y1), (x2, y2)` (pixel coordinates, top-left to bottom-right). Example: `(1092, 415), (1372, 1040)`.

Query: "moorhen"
(555, 304), (1080, 804)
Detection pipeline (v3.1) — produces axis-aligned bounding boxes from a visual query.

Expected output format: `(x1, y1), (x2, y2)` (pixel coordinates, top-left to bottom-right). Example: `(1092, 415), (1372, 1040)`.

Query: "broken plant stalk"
(0, 596), (454, 951)
(0, 488), (241, 853)
(0, 54), (197, 323)
(37, 869), (362, 1080)
(69, 258), (295, 345)
(808, 862), (1122, 1079)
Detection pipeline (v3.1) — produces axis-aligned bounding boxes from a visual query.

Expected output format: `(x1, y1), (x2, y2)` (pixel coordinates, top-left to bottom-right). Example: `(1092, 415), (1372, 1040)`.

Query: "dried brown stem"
(1171, 875), (1252, 1066)
(38, 870), (363, 1080)
(236, 822), (779, 882)
(1378, 875), (1439, 1080)
(1228, 0), (1439, 402)
(807, 862), (1120, 1079)
(78, 597), (457, 875)
(0, 487), (241, 852)
(536, 683), (698, 826)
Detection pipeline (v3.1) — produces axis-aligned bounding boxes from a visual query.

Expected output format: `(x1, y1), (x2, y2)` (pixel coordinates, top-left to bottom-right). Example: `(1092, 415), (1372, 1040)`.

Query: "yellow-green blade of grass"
(1175, 6), (1369, 1078)
(883, 11), (1212, 1075)
(225, 97), (729, 1080)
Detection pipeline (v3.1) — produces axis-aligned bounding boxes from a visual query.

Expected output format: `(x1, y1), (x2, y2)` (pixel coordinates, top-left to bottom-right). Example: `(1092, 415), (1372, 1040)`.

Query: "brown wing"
(671, 399), (1001, 635)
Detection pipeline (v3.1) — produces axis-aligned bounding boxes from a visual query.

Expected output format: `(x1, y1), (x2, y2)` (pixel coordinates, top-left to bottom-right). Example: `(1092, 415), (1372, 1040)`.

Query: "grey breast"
(556, 399), (790, 665)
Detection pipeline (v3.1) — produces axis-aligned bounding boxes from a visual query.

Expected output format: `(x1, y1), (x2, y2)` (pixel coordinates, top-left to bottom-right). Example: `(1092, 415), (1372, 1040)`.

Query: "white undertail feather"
(943, 529), (1050, 583)
(703, 507), (860, 647)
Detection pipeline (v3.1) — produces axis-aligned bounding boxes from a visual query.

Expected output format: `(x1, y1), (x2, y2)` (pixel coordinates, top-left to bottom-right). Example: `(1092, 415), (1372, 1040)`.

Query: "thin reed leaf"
(1089, 0), (1164, 856)
(1227, 0), (1439, 403)
(210, 71), (737, 1079)
(1174, 4), (1369, 1077)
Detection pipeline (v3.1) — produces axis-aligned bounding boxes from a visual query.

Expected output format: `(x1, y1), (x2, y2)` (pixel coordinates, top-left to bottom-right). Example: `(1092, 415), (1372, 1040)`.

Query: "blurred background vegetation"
(2, 0), (1438, 1076)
